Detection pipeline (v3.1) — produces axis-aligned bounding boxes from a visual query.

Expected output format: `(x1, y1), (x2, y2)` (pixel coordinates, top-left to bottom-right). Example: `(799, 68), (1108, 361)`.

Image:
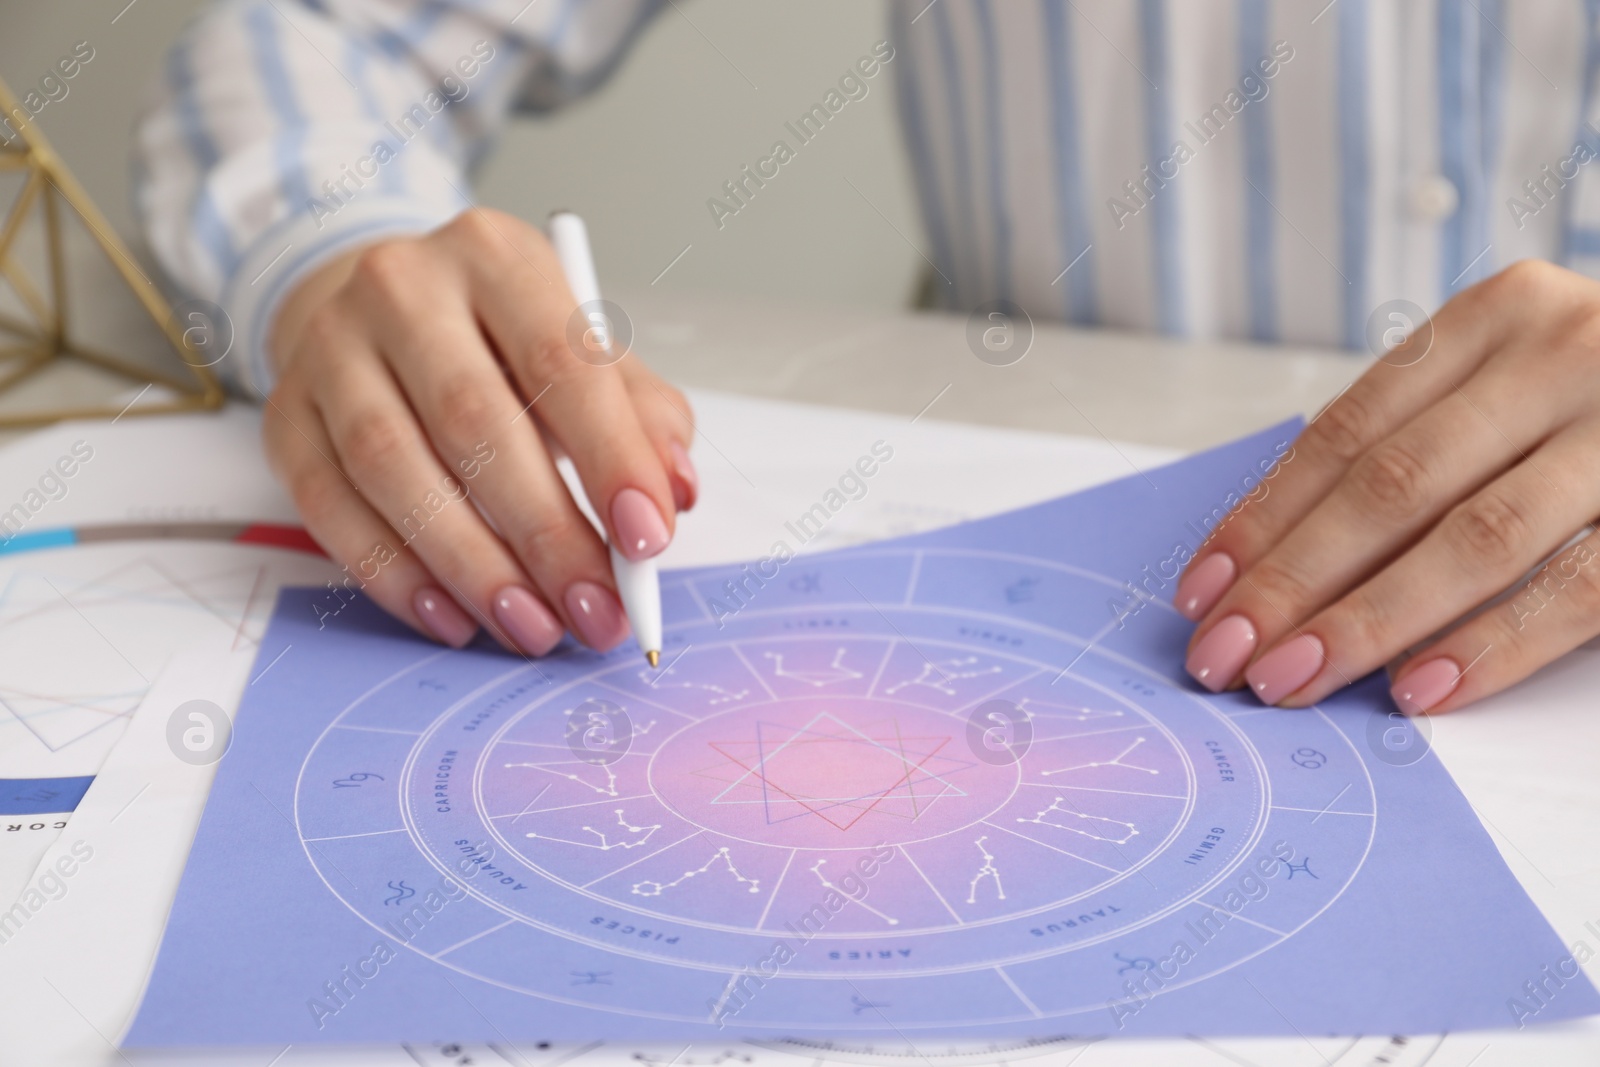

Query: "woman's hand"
(1175, 259), (1600, 714)
(262, 209), (699, 655)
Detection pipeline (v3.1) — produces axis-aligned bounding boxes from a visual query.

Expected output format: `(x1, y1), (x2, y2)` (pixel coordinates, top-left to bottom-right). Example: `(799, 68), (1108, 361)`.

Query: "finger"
(450, 211), (679, 561)
(261, 389), (477, 647)
(623, 366), (698, 511)
(1185, 360), (1553, 690)
(349, 252), (630, 653)
(1387, 527), (1600, 715)
(1172, 264), (1539, 622)
(312, 343), (603, 655)
(1240, 424), (1600, 706)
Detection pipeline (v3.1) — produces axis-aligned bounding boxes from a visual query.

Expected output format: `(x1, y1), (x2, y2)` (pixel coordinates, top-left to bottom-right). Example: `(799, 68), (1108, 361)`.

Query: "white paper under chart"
(0, 540), (333, 905)
(0, 642), (256, 1067)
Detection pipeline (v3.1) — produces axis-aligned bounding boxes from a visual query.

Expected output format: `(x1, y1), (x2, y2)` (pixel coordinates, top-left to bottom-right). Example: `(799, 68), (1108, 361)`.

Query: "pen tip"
(646, 650), (660, 668)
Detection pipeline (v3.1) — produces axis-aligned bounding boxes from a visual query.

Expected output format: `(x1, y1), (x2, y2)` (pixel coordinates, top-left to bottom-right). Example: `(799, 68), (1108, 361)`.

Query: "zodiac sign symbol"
(850, 993), (890, 1014)
(526, 808), (661, 850)
(569, 970), (613, 985)
(1283, 857), (1317, 880)
(883, 656), (1002, 697)
(764, 647), (862, 687)
(417, 678), (445, 691)
(383, 880), (415, 906)
(332, 772), (383, 789)
(632, 847), (760, 897)
(1291, 747), (1326, 769)
(966, 836), (1005, 903)
(1018, 797), (1138, 843)
(790, 572), (821, 593)
(1039, 736), (1158, 777)
(1005, 576), (1039, 603)
(1115, 951), (1156, 974)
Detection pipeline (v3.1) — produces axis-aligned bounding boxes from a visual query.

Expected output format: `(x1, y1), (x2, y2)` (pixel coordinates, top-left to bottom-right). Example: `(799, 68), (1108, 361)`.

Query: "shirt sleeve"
(133, 0), (664, 397)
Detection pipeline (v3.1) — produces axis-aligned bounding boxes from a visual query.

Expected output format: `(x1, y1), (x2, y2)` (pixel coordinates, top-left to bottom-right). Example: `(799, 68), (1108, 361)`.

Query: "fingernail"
(413, 587), (476, 648)
(668, 440), (698, 511)
(1185, 614), (1257, 692)
(1246, 633), (1325, 705)
(1175, 553), (1236, 620)
(564, 580), (631, 651)
(1390, 657), (1461, 715)
(493, 585), (564, 656)
(610, 487), (671, 561)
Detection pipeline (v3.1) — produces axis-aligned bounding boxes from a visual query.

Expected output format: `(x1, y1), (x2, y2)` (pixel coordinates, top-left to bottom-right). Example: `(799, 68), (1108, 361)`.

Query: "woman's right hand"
(262, 208), (699, 656)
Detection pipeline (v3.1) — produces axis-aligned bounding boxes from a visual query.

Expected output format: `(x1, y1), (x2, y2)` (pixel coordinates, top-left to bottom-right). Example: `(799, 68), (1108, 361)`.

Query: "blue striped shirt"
(134, 0), (1600, 394)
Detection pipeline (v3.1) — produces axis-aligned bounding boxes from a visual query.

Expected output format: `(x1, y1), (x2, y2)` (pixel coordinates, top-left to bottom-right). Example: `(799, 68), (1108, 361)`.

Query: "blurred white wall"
(0, 0), (922, 309)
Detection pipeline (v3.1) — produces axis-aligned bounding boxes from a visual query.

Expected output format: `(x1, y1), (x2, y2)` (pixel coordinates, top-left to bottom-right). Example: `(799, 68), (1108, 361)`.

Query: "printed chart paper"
(127, 423), (1600, 1045)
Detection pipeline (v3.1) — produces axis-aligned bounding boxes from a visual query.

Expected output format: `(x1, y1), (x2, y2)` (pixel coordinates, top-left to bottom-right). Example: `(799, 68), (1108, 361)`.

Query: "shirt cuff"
(220, 196), (468, 397)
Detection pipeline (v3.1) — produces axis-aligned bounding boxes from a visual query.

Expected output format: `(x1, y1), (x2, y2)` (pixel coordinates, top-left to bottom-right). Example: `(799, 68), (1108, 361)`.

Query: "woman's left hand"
(1174, 259), (1600, 715)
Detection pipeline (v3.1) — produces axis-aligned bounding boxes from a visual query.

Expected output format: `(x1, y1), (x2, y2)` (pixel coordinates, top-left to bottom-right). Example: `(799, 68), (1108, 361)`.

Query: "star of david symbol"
(691, 711), (977, 830)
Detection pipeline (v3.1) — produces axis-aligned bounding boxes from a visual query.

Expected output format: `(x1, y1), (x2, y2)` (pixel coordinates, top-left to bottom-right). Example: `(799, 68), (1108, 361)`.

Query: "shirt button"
(1409, 175), (1459, 221)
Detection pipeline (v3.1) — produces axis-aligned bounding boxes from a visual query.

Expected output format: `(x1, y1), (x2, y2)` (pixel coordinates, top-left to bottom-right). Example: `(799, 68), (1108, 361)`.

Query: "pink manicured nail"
(413, 587), (476, 647)
(1246, 634), (1325, 705)
(610, 487), (671, 561)
(1390, 658), (1461, 715)
(564, 580), (631, 651)
(668, 441), (698, 511)
(1175, 553), (1236, 620)
(492, 586), (564, 656)
(1185, 614), (1257, 692)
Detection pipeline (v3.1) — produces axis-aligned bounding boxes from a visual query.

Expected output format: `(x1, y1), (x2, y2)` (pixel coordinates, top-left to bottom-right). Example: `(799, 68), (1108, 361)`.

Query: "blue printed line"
(0, 527), (77, 556)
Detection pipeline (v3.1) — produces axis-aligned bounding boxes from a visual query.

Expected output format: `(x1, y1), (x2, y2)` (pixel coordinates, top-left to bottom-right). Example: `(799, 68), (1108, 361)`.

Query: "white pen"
(547, 210), (664, 667)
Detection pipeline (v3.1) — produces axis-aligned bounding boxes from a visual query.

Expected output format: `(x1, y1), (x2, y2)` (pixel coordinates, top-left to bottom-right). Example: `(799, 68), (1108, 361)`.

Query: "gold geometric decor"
(0, 74), (223, 428)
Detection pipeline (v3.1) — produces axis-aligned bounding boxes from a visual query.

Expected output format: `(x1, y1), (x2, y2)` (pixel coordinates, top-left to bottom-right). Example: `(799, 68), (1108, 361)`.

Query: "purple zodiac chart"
(288, 548), (1370, 1032)
(127, 425), (1599, 1046)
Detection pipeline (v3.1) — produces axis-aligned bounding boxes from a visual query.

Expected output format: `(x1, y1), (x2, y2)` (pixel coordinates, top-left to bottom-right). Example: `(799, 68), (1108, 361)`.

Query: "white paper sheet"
(0, 640), (256, 1067)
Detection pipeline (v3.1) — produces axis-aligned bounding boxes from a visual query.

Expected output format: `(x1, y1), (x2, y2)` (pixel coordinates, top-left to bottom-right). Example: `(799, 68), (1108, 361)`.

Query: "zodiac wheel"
(293, 548), (1374, 1029)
